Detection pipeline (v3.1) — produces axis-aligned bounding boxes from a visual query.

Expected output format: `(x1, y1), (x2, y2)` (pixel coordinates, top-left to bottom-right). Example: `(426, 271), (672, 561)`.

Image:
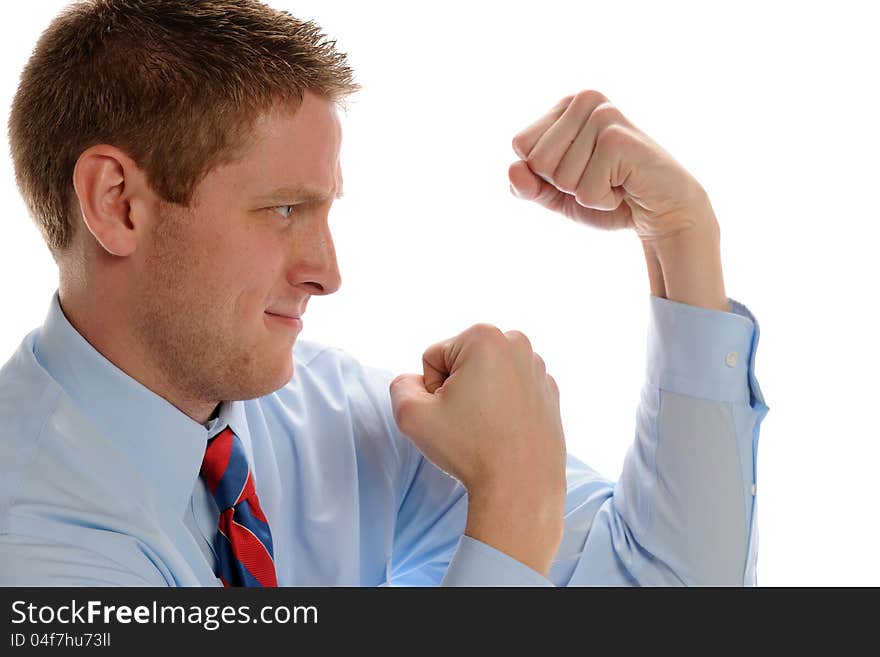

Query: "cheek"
(225, 239), (287, 314)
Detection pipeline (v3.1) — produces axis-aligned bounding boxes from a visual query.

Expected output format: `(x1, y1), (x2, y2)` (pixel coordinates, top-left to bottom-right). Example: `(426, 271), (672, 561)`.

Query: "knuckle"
(504, 329), (532, 352)
(574, 89), (608, 106)
(590, 100), (622, 122)
(469, 322), (505, 344)
(525, 152), (553, 177)
(555, 93), (576, 109)
(597, 122), (631, 148)
(391, 395), (412, 430)
(534, 353), (546, 372)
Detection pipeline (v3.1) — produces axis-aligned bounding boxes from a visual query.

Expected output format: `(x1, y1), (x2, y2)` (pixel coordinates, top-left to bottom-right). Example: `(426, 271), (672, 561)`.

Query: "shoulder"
(292, 337), (395, 378)
(0, 334), (163, 576)
(262, 337), (416, 474)
(286, 337), (398, 402)
(0, 329), (61, 413)
(0, 331), (65, 506)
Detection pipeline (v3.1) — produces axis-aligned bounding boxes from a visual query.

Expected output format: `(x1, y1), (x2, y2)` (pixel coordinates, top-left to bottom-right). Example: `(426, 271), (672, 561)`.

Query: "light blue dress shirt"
(0, 290), (767, 586)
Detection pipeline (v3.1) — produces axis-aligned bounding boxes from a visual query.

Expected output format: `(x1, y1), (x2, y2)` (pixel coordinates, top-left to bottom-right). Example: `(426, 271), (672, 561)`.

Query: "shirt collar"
(33, 289), (251, 520)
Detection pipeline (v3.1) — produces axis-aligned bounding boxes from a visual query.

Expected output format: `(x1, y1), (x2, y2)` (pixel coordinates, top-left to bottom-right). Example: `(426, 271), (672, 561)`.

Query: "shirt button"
(725, 351), (738, 368)
(750, 484), (756, 496)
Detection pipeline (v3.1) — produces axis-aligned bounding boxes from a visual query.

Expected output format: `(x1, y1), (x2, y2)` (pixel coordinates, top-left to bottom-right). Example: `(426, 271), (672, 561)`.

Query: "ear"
(71, 145), (154, 257)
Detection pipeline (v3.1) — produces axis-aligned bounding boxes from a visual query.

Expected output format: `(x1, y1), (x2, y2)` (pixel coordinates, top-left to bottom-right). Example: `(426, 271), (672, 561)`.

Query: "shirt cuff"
(440, 535), (555, 587)
(646, 295), (765, 406)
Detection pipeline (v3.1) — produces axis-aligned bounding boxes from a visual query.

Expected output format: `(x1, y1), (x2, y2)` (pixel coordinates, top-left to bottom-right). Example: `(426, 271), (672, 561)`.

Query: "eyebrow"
(257, 185), (344, 204)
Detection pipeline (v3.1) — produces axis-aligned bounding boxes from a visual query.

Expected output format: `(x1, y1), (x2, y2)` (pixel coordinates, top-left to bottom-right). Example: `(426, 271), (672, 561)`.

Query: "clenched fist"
(389, 324), (567, 574)
(509, 88), (709, 241)
(509, 88), (728, 313)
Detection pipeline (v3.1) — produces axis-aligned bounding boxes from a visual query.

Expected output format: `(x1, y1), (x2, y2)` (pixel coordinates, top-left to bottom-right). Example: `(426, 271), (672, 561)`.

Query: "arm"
(562, 294), (767, 585)
(0, 534), (164, 586)
(505, 88), (769, 583)
(388, 291), (767, 586)
(640, 188), (727, 312)
(388, 89), (769, 585)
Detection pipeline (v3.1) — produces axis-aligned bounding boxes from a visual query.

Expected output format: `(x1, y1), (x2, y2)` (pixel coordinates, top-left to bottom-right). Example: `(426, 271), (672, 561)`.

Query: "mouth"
(264, 311), (303, 332)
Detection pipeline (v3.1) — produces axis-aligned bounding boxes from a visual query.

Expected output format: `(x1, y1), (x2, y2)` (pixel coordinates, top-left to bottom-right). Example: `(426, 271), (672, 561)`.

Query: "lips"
(265, 303), (306, 319)
(265, 311), (302, 320)
(264, 311), (304, 333)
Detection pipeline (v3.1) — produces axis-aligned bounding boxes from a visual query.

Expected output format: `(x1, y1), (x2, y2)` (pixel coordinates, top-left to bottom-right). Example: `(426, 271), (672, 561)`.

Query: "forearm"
(640, 189), (728, 313)
(464, 489), (563, 577)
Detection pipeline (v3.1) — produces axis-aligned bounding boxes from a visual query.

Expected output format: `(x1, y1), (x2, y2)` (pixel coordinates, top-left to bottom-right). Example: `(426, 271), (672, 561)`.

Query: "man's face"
(133, 91), (343, 404)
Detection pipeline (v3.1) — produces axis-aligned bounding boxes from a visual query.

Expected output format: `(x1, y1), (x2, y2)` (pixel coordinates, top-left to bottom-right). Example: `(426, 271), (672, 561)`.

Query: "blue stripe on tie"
(234, 499), (275, 560)
(212, 435), (249, 510)
(215, 527), (264, 587)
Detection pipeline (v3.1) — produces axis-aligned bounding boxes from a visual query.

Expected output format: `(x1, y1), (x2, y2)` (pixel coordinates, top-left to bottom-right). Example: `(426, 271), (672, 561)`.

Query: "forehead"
(216, 92), (344, 199)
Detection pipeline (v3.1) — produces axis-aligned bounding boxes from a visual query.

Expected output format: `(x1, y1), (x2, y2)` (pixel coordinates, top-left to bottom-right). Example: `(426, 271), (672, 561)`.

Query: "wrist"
(640, 194), (728, 312)
(464, 490), (563, 577)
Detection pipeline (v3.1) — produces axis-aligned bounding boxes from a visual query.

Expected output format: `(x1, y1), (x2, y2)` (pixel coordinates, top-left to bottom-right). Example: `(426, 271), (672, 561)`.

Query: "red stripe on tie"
(229, 517), (278, 587)
(201, 428), (234, 495)
(237, 472), (255, 506)
(247, 489), (269, 524)
(238, 473), (268, 523)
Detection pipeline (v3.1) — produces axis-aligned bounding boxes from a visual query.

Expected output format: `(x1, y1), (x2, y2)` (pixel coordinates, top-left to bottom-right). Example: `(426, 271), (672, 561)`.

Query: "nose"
(287, 217), (342, 296)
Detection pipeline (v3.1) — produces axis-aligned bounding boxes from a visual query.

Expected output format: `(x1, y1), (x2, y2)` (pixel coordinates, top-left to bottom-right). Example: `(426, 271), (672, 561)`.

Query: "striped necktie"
(199, 425), (278, 587)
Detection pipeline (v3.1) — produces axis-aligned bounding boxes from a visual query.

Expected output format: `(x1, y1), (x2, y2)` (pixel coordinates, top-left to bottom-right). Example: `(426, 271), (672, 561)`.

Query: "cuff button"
(725, 351), (738, 368)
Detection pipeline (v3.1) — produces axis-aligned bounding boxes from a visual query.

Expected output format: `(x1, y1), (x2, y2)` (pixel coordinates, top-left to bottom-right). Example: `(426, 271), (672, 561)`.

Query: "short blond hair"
(7, 0), (360, 260)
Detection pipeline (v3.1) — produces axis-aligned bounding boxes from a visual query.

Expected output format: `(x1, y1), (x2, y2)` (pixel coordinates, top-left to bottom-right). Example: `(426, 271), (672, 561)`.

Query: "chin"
(233, 356), (295, 400)
(268, 353), (296, 389)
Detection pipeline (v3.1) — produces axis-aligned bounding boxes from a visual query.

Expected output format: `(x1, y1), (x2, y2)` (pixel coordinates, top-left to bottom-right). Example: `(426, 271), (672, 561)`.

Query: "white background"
(2, 1), (878, 585)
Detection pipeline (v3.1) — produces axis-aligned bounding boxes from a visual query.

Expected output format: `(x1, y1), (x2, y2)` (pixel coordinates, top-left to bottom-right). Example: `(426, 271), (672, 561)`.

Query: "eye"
(271, 204), (297, 220)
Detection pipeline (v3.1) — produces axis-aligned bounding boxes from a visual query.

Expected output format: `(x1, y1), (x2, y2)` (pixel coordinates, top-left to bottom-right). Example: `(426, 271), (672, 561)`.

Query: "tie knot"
(200, 426), (255, 511)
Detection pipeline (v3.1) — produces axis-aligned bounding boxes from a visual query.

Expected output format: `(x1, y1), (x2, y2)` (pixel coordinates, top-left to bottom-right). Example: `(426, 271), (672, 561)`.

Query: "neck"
(57, 280), (220, 425)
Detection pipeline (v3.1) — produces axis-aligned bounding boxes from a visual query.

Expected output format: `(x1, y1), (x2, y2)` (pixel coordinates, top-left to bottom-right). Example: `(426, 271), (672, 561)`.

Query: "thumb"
(389, 373), (438, 437)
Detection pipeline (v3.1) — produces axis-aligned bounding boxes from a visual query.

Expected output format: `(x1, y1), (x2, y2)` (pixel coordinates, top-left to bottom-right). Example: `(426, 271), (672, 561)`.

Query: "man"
(0, 0), (767, 586)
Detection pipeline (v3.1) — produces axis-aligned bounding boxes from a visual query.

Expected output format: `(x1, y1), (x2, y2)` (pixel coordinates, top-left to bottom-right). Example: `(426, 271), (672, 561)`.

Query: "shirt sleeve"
(0, 534), (164, 586)
(558, 295), (768, 586)
(388, 294), (768, 586)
